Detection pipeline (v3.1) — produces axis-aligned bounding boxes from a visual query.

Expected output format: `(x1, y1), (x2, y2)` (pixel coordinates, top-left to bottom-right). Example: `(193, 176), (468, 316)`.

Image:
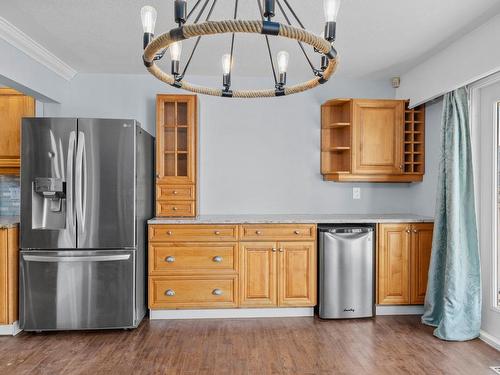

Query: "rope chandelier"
(141, 0), (341, 98)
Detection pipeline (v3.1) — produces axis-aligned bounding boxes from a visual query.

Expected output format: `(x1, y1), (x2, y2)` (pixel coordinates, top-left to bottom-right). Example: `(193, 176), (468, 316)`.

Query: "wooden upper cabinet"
(352, 100), (403, 175)
(278, 242), (316, 307)
(156, 95), (197, 217)
(410, 223), (434, 304)
(321, 99), (425, 182)
(0, 88), (35, 175)
(377, 223), (410, 305)
(239, 242), (277, 307)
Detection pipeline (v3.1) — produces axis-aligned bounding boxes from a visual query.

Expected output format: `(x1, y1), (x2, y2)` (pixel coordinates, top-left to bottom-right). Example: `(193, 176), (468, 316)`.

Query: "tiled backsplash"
(0, 175), (20, 216)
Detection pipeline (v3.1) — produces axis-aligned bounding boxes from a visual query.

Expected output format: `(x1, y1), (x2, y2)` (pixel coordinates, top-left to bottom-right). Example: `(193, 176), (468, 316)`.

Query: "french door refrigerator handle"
(82, 133), (88, 229)
(23, 254), (131, 262)
(75, 131), (85, 232)
(66, 131), (77, 232)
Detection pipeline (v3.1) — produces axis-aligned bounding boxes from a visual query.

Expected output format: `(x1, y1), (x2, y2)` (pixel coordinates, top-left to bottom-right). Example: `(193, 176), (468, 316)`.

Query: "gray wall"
(42, 73), (440, 216)
(409, 98), (442, 217)
(0, 38), (69, 102)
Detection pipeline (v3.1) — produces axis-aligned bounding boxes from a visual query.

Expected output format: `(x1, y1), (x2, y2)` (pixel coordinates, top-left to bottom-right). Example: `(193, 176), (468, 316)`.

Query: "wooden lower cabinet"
(149, 242), (238, 275)
(148, 224), (317, 310)
(278, 242), (316, 307)
(377, 224), (410, 304)
(149, 275), (238, 309)
(239, 241), (316, 308)
(0, 226), (19, 325)
(239, 242), (277, 307)
(377, 223), (433, 305)
(410, 224), (434, 304)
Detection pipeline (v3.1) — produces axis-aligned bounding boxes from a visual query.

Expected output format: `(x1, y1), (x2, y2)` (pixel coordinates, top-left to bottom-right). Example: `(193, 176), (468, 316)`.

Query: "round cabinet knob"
(294, 230), (300, 235)
(165, 289), (176, 297)
(172, 190), (178, 195)
(212, 289), (223, 296)
(213, 256), (223, 263)
(272, 248), (277, 252)
(172, 207), (178, 211)
(279, 248), (284, 252)
(214, 231), (221, 235)
(413, 229), (418, 233)
(167, 231), (173, 236)
(406, 229), (411, 233)
(156, 173), (160, 178)
(256, 230), (262, 235)
(165, 256), (175, 263)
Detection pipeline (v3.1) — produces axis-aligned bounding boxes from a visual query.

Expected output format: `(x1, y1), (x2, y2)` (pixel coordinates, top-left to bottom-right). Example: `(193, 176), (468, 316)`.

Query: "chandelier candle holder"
(140, 0), (341, 98)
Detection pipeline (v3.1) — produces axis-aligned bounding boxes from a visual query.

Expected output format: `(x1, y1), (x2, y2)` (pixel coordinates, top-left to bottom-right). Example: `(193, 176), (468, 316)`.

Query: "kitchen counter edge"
(0, 216), (20, 229)
(148, 214), (434, 225)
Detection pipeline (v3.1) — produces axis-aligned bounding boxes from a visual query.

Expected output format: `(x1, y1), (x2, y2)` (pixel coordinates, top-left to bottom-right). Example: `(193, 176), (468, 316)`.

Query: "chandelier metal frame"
(142, 0), (339, 98)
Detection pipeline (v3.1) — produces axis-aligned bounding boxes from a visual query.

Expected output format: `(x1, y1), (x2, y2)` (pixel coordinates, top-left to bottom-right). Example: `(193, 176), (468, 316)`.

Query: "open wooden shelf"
(324, 122), (351, 129)
(324, 146), (351, 152)
(321, 100), (352, 175)
(403, 101), (426, 174)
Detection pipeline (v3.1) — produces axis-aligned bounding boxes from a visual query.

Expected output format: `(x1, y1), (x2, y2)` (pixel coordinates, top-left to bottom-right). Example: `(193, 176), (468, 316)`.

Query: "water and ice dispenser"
(31, 177), (66, 229)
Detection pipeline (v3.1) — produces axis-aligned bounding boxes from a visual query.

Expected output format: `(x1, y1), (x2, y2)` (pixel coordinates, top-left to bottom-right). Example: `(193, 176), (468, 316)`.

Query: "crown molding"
(0, 17), (76, 81)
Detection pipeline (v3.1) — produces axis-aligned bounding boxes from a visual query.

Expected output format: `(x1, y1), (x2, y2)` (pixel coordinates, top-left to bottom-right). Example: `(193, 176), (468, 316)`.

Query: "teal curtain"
(421, 87), (481, 341)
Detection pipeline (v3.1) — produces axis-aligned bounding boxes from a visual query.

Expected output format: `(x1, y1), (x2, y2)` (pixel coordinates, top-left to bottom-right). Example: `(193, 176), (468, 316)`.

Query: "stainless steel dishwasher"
(318, 225), (375, 319)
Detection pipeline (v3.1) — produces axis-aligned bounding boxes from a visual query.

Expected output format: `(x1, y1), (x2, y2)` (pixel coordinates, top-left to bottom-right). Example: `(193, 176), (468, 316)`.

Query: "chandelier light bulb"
(221, 54), (232, 75)
(277, 51), (290, 74)
(140, 5), (157, 34)
(323, 0), (341, 22)
(170, 41), (183, 62)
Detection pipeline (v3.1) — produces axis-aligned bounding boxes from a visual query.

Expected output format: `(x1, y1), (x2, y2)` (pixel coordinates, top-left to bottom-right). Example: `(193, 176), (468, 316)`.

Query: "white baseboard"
(150, 306), (425, 320)
(480, 330), (500, 351)
(376, 305), (424, 316)
(150, 308), (314, 320)
(0, 321), (22, 336)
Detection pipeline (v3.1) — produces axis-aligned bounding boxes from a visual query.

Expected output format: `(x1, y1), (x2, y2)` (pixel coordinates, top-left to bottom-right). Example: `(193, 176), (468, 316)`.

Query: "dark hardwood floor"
(0, 315), (498, 374)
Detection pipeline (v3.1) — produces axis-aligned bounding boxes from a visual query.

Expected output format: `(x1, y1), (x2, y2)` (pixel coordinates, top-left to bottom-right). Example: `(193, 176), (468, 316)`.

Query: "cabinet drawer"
(156, 184), (195, 201)
(149, 242), (238, 275)
(149, 225), (239, 242)
(240, 224), (316, 241)
(149, 276), (238, 309)
(156, 201), (195, 217)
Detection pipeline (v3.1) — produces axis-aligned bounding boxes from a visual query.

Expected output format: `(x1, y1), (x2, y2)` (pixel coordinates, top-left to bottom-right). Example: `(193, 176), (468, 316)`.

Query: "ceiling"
(1, 0), (500, 84)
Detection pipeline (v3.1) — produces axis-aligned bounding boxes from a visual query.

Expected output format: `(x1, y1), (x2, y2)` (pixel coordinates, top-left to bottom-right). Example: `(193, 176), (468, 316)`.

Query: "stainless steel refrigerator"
(19, 118), (154, 331)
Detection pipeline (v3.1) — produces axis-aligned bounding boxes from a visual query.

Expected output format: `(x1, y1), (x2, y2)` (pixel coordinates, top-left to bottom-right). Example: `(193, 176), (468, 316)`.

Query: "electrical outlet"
(353, 187), (361, 200)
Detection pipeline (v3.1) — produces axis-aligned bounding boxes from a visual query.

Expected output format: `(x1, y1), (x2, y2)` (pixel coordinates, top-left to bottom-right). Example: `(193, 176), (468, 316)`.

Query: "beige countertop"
(148, 214), (433, 225)
(0, 216), (20, 229)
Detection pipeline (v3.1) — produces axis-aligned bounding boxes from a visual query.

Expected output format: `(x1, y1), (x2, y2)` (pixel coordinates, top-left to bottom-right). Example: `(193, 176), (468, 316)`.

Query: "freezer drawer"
(20, 250), (136, 331)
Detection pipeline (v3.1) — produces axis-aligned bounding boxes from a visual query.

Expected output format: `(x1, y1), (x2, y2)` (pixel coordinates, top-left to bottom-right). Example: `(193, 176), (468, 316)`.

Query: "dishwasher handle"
(322, 227), (373, 234)
(324, 232), (373, 242)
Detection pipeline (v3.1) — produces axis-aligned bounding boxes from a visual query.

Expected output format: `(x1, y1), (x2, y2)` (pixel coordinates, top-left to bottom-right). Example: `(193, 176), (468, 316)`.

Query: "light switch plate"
(353, 187), (361, 200)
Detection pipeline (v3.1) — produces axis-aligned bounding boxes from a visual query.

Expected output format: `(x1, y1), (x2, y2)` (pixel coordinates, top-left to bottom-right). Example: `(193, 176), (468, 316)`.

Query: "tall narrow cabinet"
(156, 95), (197, 217)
